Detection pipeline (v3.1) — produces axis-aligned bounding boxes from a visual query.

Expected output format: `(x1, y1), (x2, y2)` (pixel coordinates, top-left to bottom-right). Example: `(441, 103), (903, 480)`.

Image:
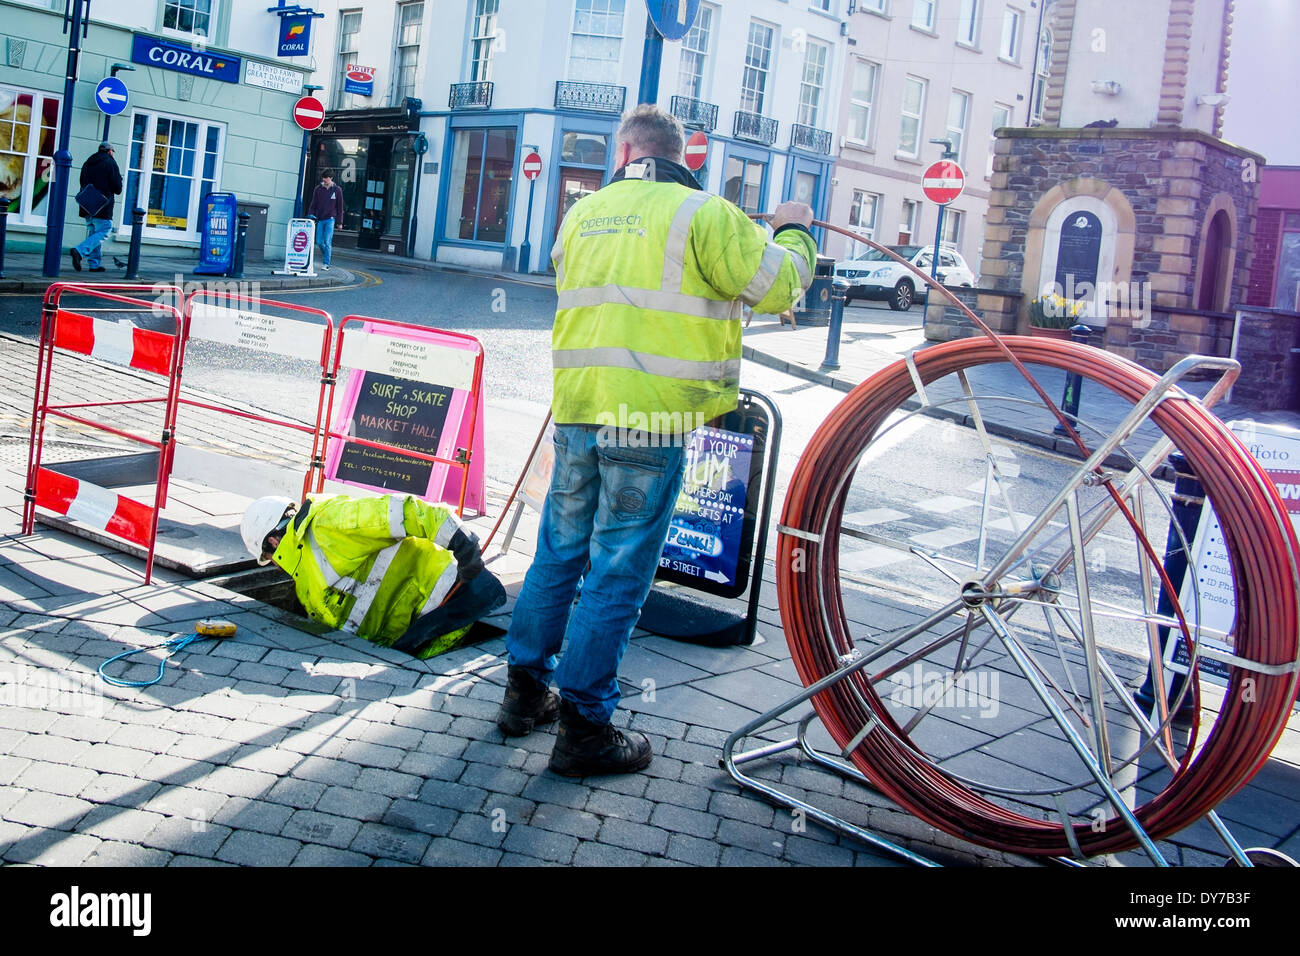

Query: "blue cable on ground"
(98, 621), (236, 688)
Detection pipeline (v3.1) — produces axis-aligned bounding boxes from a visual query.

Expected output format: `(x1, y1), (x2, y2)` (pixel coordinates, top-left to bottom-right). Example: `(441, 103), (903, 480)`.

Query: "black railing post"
(231, 211), (249, 279)
(822, 279), (848, 371)
(124, 207), (145, 280)
(1052, 323), (1093, 436)
(0, 207), (7, 279)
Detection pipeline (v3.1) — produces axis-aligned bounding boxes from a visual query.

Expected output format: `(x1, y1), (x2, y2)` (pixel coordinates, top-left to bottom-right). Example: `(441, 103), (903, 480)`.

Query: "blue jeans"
(74, 217), (113, 268)
(506, 424), (686, 724)
(315, 216), (335, 266)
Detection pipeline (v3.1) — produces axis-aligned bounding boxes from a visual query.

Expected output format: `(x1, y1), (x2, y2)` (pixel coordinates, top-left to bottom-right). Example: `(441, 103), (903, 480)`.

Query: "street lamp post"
(101, 62), (135, 143)
(43, 0), (92, 278)
(293, 83), (324, 220)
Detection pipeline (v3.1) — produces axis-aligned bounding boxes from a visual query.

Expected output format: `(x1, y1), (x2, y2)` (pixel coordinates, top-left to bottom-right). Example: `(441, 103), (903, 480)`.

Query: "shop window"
(723, 156), (765, 214)
(122, 109), (224, 240)
(0, 85), (59, 225)
(445, 127), (517, 244)
(560, 131), (608, 165)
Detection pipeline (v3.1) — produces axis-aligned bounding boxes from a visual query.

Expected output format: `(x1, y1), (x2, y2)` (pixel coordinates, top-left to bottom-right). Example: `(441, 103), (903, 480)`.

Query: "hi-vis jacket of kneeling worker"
(550, 156), (817, 430)
(240, 493), (504, 659)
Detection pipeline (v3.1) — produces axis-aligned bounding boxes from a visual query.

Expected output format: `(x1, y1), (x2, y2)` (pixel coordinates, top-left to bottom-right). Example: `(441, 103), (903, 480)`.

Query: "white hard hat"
(241, 496), (295, 564)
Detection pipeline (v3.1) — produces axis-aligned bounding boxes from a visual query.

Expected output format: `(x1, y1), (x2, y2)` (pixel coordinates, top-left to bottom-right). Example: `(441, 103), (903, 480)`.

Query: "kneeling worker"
(241, 492), (511, 663)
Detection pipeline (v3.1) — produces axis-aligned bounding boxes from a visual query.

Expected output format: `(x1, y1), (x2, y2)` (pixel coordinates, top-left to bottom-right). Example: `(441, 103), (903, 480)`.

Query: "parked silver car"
(834, 244), (976, 311)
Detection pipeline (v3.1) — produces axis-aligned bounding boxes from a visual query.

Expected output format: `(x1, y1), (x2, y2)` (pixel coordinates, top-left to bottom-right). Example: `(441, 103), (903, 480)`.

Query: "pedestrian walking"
(240, 491), (505, 659)
(496, 103), (817, 776)
(308, 170), (344, 270)
(70, 142), (122, 273)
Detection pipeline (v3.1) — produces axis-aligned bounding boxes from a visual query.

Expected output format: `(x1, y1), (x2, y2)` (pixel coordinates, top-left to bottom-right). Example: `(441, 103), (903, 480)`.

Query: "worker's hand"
(771, 201), (814, 231)
(448, 529), (484, 582)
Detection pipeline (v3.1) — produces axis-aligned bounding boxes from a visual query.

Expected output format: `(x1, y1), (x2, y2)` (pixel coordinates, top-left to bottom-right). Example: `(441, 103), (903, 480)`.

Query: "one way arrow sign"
(94, 76), (129, 116)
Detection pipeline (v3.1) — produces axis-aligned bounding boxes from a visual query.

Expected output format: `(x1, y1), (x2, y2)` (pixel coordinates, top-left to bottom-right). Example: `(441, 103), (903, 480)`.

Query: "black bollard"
(1053, 323), (1093, 436)
(231, 211), (249, 279)
(821, 278), (849, 371)
(1134, 452), (1203, 719)
(124, 207), (145, 280)
(0, 207), (7, 279)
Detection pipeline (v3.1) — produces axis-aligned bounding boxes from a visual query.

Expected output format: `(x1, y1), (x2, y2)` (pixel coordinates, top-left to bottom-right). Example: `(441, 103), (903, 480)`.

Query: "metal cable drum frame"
(770, 219), (1300, 858)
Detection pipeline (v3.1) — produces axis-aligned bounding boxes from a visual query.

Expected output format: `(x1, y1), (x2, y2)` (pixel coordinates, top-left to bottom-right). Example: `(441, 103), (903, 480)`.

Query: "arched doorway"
(1197, 209), (1231, 311)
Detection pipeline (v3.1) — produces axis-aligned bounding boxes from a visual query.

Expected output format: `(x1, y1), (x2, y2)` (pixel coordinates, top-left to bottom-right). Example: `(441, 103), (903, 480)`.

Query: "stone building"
(927, 0), (1276, 383)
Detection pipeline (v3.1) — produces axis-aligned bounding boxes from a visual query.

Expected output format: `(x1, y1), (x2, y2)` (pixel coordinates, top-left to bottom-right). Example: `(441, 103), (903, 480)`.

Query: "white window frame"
(160, 0), (216, 39)
(898, 75), (927, 158)
(567, 0), (627, 84)
(1032, 27), (1052, 124)
(847, 58), (879, 145)
(942, 207), (964, 246)
(957, 0), (980, 48)
(118, 108), (226, 243)
(469, 0), (500, 83)
(848, 189), (881, 258)
(676, 3), (715, 100)
(393, 1), (424, 105)
(1001, 6), (1023, 63)
(798, 40), (830, 128)
(0, 84), (61, 226)
(911, 0), (936, 31)
(333, 9), (362, 110)
(947, 89), (970, 164)
(741, 20), (776, 115)
(859, 0), (888, 13)
(989, 101), (1011, 176)
(900, 198), (919, 244)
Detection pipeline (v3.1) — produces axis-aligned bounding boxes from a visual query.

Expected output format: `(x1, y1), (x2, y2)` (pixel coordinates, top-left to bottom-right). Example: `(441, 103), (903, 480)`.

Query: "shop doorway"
(554, 167), (605, 242)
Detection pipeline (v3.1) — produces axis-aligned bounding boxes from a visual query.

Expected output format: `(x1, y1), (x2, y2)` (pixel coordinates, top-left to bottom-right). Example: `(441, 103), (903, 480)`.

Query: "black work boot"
(548, 699), (652, 777)
(496, 666), (560, 737)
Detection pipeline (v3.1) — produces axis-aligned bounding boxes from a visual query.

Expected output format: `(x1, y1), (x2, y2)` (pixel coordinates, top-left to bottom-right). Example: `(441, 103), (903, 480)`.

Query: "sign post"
(94, 75), (129, 143)
(291, 90), (325, 220)
(41, 0), (89, 278)
(920, 159), (965, 310)
(519, 151), (542, 274)
(638, 0), (701, 104)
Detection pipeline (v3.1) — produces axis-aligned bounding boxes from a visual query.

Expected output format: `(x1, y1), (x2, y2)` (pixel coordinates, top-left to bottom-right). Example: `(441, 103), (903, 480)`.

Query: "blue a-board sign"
(645, 0), (701, 41)
(194, 192), (238, 275)
(278, 14), (313, 56)
(131, 34), (241, 84)
(657, 409), (766, 600)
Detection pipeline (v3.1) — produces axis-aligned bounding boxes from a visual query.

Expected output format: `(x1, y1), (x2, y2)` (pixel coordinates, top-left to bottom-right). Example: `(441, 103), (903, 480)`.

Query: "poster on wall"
(343, 64), (375, 96)
(331, 373), (455, 495)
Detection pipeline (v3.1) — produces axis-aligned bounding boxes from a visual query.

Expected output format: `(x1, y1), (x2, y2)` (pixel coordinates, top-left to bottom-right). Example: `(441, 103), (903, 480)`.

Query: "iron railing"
(734, 110), (779, 146)
(670, 95), (719, 131)
(791, 123), (833, 154)
(449, 82), (493, 110)
(555, 81), (626, 113)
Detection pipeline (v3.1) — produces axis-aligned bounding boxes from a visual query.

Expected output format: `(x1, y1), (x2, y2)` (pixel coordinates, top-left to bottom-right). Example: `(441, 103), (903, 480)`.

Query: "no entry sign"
(521, 151), (543, 181)
(293, 95), (325, 131)
(922, 161), (965, 205)
(684, 130), (708, 171)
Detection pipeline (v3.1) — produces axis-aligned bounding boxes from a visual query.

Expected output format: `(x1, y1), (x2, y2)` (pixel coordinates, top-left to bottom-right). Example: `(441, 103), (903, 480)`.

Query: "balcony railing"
(791, 123), (833, 155)
(449, 82), (493, 110)
(555, 81), (626, 114)
(733, 110), (778, 146)
(669, 95), (719, 132)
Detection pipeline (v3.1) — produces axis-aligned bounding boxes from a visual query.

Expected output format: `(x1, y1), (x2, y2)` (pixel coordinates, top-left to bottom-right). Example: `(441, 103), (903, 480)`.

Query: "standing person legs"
(316, 216), (335, 268)
(73, 217), (113, 270)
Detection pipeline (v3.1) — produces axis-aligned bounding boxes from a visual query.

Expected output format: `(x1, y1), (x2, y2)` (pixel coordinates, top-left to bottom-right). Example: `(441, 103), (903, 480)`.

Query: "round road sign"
(522, 151), (543, 181)
(684, 130), (708, 171)
(922, 160), (965, 205)
(646, 0), (702, 41)
(293, 95), (325, 131)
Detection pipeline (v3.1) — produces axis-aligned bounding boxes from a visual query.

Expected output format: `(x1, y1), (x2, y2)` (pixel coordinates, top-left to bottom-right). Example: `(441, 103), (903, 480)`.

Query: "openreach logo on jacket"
(50, 886), (151, 937)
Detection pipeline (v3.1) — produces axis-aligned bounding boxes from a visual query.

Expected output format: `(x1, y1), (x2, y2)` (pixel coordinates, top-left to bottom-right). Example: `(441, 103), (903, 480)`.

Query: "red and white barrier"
(32, 468), (155, 548)
(51, 309), (176, 376)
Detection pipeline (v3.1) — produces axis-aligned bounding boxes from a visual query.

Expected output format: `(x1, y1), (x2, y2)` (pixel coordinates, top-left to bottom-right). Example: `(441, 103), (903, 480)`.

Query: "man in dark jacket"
(307, 170), (345, 270)
(70, 142), (123, 273)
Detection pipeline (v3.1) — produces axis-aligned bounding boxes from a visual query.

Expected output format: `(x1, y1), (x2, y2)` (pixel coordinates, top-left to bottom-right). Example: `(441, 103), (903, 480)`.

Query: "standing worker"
(308, 170), (344, 271)
(496, 103), (816, 776)
(69, 142), (122, 273)
(240, 491), (505, 659)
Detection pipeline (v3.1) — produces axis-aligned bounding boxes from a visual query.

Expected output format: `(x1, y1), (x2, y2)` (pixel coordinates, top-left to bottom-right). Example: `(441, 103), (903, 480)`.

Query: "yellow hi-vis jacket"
(270, 493), (464, 656)
(550, 158), (817, 431)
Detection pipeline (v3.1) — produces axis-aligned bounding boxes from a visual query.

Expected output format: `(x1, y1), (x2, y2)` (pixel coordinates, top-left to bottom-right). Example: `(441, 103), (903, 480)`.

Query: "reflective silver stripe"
(551, 234), (565, 285)
(418, 561), (459, 617)
(307, 528), (349, 590)
(790, 247), (812, 288)
(434, 513), (463, 548)
(554, 347), (740, 382)
(556, 285), (738, 321)
(662, 192), (712, 291)
(345, 542), (402, 631)
(739, 242), (789, 306)
(388, 496), (406, 539)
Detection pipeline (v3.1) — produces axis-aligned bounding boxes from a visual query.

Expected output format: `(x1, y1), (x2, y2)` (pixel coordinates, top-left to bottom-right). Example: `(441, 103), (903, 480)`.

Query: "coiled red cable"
(773, 222), (1300, 856)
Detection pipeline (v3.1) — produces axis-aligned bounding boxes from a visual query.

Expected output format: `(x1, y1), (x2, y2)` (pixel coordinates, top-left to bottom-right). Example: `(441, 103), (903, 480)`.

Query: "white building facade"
(307, 0), (848, 271)
(827, 0), (1048, 272)
(1, 0), (315, 261)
